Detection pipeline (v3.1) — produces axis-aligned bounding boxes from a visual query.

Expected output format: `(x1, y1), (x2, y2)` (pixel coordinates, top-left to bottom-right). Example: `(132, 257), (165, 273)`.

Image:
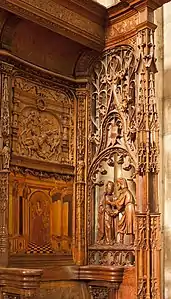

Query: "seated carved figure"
(96, 181), (116, 245)
(107, 178), (135, 245)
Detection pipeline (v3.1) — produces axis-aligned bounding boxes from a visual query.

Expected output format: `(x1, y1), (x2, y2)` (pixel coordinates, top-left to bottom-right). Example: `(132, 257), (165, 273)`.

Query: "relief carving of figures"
(1, 140), (10, 170)
(17, 109), (61, 162)
(96, 178), (135, 246)
(13, 77), (74, 165)
(108, 178), (135, 245)
(97, 181), (117, 245)
(88, 46), (137, 250)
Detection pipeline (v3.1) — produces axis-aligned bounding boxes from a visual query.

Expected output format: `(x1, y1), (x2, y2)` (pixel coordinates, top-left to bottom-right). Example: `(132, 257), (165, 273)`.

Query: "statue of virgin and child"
(96, 178), (135, 246)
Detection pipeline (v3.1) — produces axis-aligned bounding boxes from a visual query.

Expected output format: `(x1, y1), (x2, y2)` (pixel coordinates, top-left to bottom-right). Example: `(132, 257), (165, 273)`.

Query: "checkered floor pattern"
(26, 242), (55, 254)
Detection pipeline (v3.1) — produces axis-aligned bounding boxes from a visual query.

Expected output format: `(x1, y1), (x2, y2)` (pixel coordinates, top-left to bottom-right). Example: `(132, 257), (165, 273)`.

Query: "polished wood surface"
(0, 267), (43, 299)
(0, 0), (166, 298)
(0, 0), (106, 51)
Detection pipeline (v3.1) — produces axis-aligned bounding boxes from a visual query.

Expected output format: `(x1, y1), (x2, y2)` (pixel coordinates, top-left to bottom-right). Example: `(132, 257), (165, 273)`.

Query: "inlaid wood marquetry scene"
(0, 0), (169, 298)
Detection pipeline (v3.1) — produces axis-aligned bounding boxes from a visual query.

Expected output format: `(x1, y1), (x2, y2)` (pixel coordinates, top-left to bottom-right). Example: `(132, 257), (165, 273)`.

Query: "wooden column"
(73, 88), (87, 265)
(135, 1), (161, 298)
(0, 62), (13, 267)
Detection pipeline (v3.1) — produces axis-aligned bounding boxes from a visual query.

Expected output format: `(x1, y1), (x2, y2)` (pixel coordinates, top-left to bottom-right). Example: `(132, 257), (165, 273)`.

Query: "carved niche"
(87, 46), (136, 266)
(12, 77), (74, 166)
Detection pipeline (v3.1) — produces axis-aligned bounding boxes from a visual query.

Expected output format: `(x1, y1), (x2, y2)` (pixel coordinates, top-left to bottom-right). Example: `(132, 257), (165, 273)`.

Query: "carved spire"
(135, 1), (161, 298)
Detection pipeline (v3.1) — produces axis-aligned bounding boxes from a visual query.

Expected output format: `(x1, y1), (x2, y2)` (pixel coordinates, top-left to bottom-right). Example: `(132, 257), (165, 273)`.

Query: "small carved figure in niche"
(77, 160), (85, 182)
(97, 181), (117, 245)
(31, 200), (50, 246)
(107, 178), (135, 245)
(2, 140), (10, 169)
(107, 120), (118, 147)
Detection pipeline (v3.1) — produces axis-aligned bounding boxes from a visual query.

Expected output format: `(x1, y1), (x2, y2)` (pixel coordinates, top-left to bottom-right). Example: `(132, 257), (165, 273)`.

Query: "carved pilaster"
(135, 2), (161, 298)
(0, 62), (13, 266)
(0, 172), (9, 266)
(74, 89), (87, 265)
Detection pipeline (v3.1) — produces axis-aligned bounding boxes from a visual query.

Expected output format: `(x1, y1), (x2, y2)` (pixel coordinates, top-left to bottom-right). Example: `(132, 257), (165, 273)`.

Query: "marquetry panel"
(9, 172), (73, 255)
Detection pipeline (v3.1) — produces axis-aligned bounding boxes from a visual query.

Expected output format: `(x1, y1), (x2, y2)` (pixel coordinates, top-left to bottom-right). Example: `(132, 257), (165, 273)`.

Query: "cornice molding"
(107, 0), (170, 19)
(0, 0), (106, 51)
(0, 49), (88, 88)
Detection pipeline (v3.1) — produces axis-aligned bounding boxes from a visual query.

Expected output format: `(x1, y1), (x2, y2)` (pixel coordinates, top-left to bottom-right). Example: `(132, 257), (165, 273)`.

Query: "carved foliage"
(88, 46), (137, 250)
(106, 14), (137, 42)
(10, 165), (74, 181)
(89, 46), (136, 170)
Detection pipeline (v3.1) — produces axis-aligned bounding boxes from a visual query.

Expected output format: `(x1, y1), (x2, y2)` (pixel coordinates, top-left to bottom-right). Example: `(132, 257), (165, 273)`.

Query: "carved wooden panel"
(87, 45), (136, 266)
(9, 172), (73, 255)
(12, 77), (74, 168)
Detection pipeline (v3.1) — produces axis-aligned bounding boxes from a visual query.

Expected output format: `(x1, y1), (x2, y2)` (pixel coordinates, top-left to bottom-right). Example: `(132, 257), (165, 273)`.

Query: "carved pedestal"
(79, 265), (124, 299)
